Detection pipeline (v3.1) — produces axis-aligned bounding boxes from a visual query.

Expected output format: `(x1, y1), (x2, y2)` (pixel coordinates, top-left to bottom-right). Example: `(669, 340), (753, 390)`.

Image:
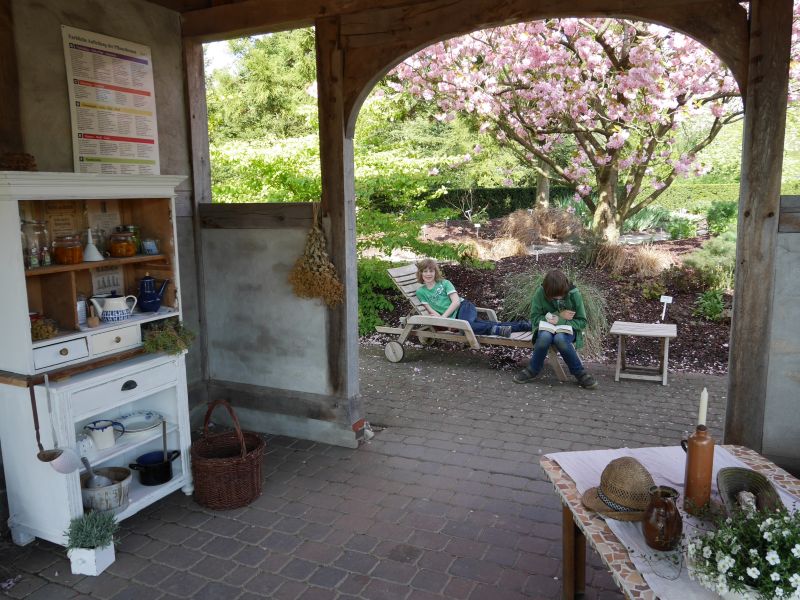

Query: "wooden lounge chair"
(374, 264), (568, 381)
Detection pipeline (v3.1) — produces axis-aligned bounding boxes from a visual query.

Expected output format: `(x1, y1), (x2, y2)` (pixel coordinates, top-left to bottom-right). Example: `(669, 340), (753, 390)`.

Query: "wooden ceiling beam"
(180, 0), (431, 40)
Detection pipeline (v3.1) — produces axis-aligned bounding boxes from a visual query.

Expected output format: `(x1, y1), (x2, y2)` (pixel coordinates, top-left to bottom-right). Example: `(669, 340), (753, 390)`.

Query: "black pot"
(129, 450), (180, 486)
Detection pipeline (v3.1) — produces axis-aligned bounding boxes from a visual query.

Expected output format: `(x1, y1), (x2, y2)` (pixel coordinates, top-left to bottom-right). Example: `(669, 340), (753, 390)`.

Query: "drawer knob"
(59, 348), (69, 356)
(114, 336), (122, 343)
(121, 380), (138, 391)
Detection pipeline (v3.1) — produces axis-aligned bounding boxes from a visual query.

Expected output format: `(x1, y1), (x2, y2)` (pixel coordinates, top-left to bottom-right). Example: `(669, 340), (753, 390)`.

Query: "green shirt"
(416, 279), (458, 316)
(529, 285), (587, 349)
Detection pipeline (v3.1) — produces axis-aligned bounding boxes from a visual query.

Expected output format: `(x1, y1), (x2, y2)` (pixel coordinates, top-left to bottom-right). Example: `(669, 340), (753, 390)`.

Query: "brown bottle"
(682, 425), (715, 515)
(643, 486), (683, 551)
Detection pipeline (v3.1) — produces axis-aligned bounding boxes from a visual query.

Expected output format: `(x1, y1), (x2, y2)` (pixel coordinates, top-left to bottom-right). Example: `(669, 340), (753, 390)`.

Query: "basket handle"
(202, 399), (247, 459)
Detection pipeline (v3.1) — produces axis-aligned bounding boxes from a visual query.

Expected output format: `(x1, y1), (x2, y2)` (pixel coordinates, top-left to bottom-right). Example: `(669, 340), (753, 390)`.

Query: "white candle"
(698, 387), (708, 426)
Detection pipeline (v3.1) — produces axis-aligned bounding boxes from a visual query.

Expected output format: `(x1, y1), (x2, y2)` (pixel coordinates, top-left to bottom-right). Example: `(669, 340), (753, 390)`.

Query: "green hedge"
(424, 186), (575, 218)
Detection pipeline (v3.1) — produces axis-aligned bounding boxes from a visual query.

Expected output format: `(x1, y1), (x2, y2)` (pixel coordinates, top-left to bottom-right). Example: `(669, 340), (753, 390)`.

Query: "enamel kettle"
(138, 272), (169, 312)
(90, 293), (137, 323)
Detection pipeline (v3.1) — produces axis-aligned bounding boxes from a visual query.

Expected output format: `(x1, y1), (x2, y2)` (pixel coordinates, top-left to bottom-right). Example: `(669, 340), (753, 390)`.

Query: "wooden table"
(610, 321), (677, 385)
(540, 446), (800, 600)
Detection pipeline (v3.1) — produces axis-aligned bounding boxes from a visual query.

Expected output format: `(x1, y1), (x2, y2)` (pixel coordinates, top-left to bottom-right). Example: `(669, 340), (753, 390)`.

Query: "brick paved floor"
(0, 345), (727, 600)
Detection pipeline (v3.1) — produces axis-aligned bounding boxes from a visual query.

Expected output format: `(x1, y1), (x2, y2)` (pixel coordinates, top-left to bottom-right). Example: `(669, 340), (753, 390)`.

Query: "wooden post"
(183, 37), (212, 383)
(0, 0), (23, 155)
(726, 0), (793, 449)
(561, 504), (585, 599)
(316, 17), (359, 399)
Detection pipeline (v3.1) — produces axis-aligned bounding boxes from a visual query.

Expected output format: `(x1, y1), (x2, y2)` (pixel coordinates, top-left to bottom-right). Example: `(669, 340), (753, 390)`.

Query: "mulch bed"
(362, 232), (730, 375)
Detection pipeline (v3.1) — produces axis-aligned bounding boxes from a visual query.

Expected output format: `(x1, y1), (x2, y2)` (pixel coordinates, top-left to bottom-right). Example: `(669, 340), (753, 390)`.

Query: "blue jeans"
(456, 300), (530, 335)
(528, 331), (585, 375)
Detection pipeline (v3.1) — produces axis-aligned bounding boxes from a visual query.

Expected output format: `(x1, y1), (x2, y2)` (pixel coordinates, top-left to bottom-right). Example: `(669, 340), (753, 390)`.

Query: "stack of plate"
(117, 410), (165, 434)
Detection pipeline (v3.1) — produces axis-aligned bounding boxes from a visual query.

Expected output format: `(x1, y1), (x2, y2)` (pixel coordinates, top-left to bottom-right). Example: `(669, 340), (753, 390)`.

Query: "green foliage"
(641, 280), (666, 301)
(693, 289), (725, 321)
(571, 230), (607, 267)
(662, 265), (714, 294)
(142, 319), (196, 355)
(551, 193), (593, 228)
(357, 259), (396, 335)
(651, 183), (739, 212)
(500, 267), (609, 358)
(426, 186), (577, 218)
(706, 200), (738, 235)
(205, 29), (317, 142)
(65, 511), (119, 550)
(682, 230), (737, 290)
(622, 206), (672, 233)
(667, 217), (698, 240)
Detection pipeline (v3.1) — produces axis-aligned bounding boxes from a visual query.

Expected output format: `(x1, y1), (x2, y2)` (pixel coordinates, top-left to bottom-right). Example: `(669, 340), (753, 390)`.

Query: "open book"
(538, 314), (573, 335)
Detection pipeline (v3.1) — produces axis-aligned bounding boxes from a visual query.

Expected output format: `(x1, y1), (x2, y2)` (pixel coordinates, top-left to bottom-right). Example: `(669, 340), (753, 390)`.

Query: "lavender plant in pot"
(65, 510), (119, 576)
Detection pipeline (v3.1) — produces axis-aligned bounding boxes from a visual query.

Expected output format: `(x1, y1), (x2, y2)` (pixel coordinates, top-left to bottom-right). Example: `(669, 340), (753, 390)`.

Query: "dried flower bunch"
(288, 202), (343, 307)
(688, 507), (800, 599)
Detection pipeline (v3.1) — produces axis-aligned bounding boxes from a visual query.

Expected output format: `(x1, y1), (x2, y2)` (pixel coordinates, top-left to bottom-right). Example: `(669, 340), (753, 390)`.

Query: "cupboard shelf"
(25, 254), (168, 277)
(79, 423), (179, 467)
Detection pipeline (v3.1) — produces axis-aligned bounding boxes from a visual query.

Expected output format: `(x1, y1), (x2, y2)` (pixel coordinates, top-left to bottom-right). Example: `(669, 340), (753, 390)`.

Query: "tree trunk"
(591, 174), (621, 243)
(535, 159), (550, 209)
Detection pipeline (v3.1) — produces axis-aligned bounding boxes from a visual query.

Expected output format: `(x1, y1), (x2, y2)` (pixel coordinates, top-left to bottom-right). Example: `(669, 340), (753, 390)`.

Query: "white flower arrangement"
(688, 509), (800, 599)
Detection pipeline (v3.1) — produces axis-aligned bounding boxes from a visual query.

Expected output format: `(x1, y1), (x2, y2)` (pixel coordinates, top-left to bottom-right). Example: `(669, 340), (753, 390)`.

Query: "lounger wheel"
(385, 341), (405, 363)
(418, 332), (436, 346)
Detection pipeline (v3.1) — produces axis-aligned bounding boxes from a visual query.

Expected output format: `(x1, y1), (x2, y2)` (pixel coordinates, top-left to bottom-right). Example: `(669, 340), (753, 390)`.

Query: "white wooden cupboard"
(0, 172), (193, 546)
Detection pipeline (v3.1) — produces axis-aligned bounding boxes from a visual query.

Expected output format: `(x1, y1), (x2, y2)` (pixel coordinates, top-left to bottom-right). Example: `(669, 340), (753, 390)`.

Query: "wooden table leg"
(562, 504), (586, 599)
(662, 337), (670, 385)
(614, 335), (623, 382)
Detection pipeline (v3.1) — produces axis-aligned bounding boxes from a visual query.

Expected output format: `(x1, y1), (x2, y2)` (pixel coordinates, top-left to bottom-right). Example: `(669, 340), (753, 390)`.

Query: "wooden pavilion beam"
(725, 0), (794, 451)
(181, 0), (431, 40)
(338, 0), (748, 134)
(315, 17), (359, 400)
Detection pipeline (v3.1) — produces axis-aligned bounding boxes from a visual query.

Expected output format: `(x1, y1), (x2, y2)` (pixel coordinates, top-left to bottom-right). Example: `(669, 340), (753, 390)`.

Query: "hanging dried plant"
(288, 203), (344, 307)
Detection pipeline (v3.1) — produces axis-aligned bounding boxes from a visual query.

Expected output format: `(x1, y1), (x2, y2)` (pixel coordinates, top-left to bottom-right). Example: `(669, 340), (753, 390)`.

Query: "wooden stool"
(610, 321), (677, 385)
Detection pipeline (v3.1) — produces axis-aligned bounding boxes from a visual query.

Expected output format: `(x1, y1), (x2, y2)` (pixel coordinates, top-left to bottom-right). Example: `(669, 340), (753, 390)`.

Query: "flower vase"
(67, 544), (115, 576)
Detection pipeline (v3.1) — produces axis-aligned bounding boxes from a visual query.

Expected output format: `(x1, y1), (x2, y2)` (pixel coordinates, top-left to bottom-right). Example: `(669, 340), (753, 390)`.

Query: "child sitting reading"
(415, 258), (530, 337)
(513, 269), (598, 388)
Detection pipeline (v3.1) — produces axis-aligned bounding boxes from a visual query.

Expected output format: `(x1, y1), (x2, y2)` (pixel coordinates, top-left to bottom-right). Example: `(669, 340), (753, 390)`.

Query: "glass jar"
(124, 225), (141, 254)
(108, 231), (137, 257)
(53, 234), (84, 265)
(22, 220), (51, 269)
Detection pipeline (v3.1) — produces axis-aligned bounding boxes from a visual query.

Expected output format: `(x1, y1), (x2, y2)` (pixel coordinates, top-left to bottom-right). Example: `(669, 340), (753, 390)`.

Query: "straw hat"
(581, 457), (655, 521)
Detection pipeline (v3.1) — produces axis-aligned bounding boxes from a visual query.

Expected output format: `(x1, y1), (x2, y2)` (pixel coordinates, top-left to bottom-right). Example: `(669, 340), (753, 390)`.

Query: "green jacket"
(529, 285), (587, 349)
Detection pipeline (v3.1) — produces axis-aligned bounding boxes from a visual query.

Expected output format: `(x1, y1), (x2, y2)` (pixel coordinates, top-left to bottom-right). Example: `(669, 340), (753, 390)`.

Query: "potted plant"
(687, 508), (800, 599)
(64, 510), (119, 576)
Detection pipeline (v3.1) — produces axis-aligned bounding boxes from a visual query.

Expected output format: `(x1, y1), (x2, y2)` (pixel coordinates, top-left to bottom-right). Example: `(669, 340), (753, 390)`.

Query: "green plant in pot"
(142, 319), (195, 355)
(65, 510), (119, 576)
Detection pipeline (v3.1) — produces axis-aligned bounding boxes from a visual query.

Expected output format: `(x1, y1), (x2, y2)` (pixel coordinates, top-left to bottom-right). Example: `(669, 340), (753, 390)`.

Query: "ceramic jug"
(90, 294), (137, 323)
(642, 485), (683, 551)
(83, 420), (125, 450)
(137, 273), (169, 312)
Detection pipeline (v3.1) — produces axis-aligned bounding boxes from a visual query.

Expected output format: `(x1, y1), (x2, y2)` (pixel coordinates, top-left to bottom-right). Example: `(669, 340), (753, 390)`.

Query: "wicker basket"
(191, 399), (266, 510)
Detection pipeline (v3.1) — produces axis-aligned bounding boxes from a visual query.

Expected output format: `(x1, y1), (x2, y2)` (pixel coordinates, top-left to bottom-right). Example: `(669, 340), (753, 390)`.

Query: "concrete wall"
(763, 228), (800, 474)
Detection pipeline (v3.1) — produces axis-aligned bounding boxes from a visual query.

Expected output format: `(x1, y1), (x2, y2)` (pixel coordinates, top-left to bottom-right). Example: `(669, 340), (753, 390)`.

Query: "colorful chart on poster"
(62, 26), (160, 175)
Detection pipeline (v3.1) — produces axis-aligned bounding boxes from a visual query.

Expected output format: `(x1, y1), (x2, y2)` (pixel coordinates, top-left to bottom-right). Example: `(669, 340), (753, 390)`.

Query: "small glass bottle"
(22, 220), (50, 269)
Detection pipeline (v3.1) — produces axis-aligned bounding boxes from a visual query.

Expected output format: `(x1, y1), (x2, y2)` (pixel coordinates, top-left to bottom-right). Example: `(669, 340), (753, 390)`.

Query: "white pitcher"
(89, 295), (137, 323)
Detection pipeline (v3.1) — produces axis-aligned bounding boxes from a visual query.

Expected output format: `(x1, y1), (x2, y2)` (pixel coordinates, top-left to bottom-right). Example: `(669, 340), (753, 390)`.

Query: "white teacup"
(84, 420), (125, 450)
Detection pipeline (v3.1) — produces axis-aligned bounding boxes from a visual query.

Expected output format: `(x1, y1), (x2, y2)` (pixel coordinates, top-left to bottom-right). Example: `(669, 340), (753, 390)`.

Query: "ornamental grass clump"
(687, 509), (800, 599)
(289, 202), (344, 308)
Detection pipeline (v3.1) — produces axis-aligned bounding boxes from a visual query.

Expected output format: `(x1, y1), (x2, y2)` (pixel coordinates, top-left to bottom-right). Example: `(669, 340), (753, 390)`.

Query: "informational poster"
(62, 26), (160, 175)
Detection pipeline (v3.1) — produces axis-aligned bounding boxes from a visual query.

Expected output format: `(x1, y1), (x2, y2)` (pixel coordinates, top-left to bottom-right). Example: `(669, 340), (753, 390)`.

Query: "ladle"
(30, 375), (81, 474)
(81, 457), (114, 489)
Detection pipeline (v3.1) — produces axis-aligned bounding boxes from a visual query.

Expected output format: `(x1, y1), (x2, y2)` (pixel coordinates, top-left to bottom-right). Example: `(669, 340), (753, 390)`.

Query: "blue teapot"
(138, 272), (169, 312)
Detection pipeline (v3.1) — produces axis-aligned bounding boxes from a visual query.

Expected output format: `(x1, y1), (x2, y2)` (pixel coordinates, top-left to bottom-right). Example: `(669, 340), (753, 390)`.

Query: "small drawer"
(33, 337), (89, 370)
(91, 326), (141, 356)
(70, 360), (177, 417)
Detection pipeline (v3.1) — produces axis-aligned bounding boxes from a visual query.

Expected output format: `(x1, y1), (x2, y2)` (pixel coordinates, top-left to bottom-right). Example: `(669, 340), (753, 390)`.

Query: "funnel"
(84, 228), (104, 262)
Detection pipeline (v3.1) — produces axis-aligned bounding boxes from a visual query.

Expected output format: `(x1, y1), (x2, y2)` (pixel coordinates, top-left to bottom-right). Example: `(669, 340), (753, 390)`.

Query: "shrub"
(641, 280), (666, 301)
(622, 206), (672, 233)
(705, 200), (738, 235)
(501, 267), (609, 358)
(499, 207), (584, 245)
(628, 244), (674, 279)
(662, 265), (715, 294)
(357, 259), (396, 335)
(572, 230), (606, 268)
(667, 216), (698, 240)
(693, 289), (726, 321)
(65, 511), (119, 550)
(594, 243), (627, 275)
(682, 230), (737, 290)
